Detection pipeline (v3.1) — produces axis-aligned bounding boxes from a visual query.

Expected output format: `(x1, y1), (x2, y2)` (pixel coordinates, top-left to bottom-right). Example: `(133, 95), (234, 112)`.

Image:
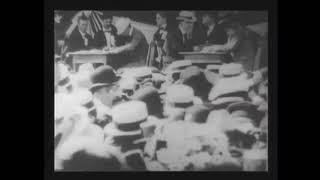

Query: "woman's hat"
(89, 65), (121, 92)
(176, 11), (197, 23)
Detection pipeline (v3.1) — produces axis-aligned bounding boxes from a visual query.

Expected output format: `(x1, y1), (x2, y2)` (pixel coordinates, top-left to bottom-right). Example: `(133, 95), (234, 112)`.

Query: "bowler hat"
(89, 65), (120, 92)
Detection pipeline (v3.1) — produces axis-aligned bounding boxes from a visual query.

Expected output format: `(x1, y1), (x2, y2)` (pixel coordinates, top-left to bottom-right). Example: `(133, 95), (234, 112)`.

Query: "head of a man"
(201, 12), (218, 27)
(78, 15), (89, 34)
(92, 84), (119, 107)
(102, 14), (113, 29)
(179, 20), (194, 34)
(156, 12), (167, 27)
(90, 65), (121, 107)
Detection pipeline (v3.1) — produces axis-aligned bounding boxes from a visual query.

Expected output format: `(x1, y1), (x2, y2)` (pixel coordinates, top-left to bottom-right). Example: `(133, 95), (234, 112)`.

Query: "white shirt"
(103, 27), (115, 48)
(78, 28), (88, 46)
(207, 24), (216, 36)
(93, 97), (112, 120)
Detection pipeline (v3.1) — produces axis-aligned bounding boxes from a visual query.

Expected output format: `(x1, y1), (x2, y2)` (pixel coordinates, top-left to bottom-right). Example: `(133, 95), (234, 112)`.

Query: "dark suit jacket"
(93, 25), (117, 49)
(205, 24), (228, 44)
(66, 28), (94, 52)
(166, 28), (195, 60)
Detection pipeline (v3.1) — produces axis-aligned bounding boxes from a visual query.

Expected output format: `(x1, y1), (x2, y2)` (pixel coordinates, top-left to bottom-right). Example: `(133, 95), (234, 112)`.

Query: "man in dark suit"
(166, 11), (199, 60)
(94, 14), (118, 50)
(201, 11), (227, 45)
(66, 15), (94, 52)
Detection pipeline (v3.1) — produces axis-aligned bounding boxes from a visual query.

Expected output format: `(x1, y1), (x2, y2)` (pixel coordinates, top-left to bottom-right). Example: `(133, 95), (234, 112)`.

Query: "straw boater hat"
(219, 63), (244, 77)
(103, 101), (148, 137)
(165, 84), (202, 108)
(114, 17), (131, 35)
(89, 65), (121, 93)
(176, 11), (197, 23)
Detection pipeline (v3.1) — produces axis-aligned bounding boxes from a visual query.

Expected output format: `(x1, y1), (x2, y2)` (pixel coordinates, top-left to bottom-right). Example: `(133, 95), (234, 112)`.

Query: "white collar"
(179, 25), (187, 35)
(208, 23), (215, 31)
(160, 24), (167, 29)
(78, 28), (86, 37)
(129, 26), (134, 36)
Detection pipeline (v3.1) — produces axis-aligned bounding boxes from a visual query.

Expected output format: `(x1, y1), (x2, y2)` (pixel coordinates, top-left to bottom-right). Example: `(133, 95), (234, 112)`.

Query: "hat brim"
(226, 101), (258, 113)
(89, 76), (121, 92)
(104, 123), (142, 137)
(176, 16), (197, 22)
(211, 97), (245, 105)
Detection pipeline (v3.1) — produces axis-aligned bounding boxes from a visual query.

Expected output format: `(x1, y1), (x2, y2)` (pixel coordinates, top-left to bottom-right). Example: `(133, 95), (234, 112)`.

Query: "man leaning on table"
(107, 17), (149, 70)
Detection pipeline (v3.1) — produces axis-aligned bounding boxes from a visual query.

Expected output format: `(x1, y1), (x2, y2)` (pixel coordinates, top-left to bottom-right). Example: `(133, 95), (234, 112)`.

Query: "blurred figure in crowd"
(103, 101), (148, 170)
(150, 11), (172, 69)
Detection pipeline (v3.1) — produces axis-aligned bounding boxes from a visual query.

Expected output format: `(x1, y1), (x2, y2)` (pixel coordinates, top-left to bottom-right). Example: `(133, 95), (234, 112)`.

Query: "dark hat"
(131, 87), (163, 118)
(184, 105), (210, 124)
(226, 101), (263, 125)
(89, 65), (121, 92)
(227, 101), (258, 114)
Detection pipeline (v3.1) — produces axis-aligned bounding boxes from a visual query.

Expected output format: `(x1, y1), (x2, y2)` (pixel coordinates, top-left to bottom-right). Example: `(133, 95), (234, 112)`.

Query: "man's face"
(78, 19), (88, 34)
(103, 18), (112, 29)
(55, 14), (62, 23)
(202, 15), (210, 26)
(96, 85), (119, 107)
(180, 21), (194, 34)
(156, 14), (166, 27)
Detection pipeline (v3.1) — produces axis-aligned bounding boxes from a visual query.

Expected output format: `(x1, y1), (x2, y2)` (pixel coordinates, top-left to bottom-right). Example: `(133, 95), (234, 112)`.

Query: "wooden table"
(179, 52), (226, 61)
(67, 50), (112, 72)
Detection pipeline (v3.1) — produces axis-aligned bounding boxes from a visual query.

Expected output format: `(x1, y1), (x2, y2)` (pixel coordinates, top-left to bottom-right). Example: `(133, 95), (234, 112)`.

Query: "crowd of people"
(54, 59), (268, 171)
(54, 10), (268, 171)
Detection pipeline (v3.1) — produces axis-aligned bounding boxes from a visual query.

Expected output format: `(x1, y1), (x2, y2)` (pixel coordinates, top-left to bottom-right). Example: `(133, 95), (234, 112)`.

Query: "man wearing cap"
(166, 11), (200, 60)
(163, 84), (202, 121)
(103, 101), (148, 170)
(201, 11), (227, 45)
(94, 14), (118, 50)
(89, 65), (121, 128)
(66, 14), (94, 52)
(108, 17), (149, 70)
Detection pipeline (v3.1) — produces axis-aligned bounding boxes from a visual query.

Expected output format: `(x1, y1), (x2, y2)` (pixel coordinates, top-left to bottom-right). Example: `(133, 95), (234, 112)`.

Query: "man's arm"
(111, 30), (142, 53)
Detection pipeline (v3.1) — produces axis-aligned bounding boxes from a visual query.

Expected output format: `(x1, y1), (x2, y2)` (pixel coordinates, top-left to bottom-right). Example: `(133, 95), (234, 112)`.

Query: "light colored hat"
(176, 11), (197, 22)
(163, 60), (192, 74)
(104, 101), (148, 137)
(208, 75), (253, 101)
(115, 17), (131, 35)
(78, 63), (94, 74)
(219, 63), (244, 76)
(206, 64), (222, 72)
(165, 84), (195, 104)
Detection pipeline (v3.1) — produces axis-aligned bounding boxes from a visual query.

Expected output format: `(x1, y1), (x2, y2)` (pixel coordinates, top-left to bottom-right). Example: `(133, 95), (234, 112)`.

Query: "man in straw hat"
(89, 65), (122, 127)
(107, 17), (148, 70)
(166, 11), (198, 60)
(163, 84), (202, 121)
(103, 101), (148, 170)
